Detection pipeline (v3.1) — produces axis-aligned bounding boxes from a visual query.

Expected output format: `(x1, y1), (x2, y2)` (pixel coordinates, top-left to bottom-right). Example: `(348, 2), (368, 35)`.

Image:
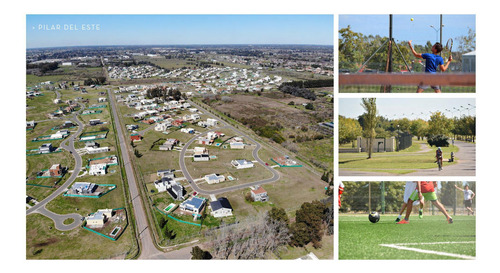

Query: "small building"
(71, 182), (98, 194)
(49, 164), (63, 177)
(231, 159), (254, 169)
(89, 164), (107, 176)
(179, 196), (206, 215)
(159, 138), (178, 151)
(204, 173), (225, 184)
(206, 118), (218, 127)
(98, 97), (107, 103)
(126, 124), (139, 131)
(210, 197), (233, 218)
(89, 119), (101, 126)
(230, 142), (245, 149)
(86, 209), (113, 228)
(26, 120), (36, 130)
(130, 134), (142, 142)
(157, 169), (175, 179)
(39, 143), (54, 154)
(193, 147), (209, 162)
(251, 186), (269, 202)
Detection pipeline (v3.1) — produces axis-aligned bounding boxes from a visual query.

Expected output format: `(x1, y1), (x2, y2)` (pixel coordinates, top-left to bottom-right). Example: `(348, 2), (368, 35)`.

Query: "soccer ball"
(369, 211), (380, 223)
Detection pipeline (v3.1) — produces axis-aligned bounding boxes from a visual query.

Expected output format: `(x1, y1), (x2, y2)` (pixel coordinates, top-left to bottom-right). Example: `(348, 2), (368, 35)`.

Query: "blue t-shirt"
(422, 53), (444, 73)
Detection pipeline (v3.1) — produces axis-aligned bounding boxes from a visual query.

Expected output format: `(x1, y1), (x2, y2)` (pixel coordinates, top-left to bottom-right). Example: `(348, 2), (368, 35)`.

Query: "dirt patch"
(33, 237), (59, 247)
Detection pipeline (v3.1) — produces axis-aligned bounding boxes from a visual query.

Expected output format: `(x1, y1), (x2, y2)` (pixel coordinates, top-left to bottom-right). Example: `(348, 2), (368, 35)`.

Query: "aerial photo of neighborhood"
(25, 14), (334, 260)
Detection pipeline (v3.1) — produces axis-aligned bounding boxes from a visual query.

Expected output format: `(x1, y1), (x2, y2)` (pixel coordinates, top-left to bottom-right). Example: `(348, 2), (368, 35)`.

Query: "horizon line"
(27, 43), (335, 50)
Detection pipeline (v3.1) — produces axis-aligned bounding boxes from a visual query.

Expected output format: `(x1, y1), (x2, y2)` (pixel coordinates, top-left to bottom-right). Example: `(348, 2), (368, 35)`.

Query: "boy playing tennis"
(397, 181), (453, 224)
(408, 41), (453, 93)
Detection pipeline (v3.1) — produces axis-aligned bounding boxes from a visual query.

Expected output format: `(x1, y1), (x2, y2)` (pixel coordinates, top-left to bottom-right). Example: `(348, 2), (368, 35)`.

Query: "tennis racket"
(445, 38), (453, 58)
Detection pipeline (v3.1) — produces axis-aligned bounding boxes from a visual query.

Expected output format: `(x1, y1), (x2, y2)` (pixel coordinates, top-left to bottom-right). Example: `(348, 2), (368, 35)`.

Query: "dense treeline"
(26, 62), (59, 74)
(84, 77), (106, 86)
(279, 85), (317, 101)
(146, 86), (185, 101)
(280, 79), (333, 89)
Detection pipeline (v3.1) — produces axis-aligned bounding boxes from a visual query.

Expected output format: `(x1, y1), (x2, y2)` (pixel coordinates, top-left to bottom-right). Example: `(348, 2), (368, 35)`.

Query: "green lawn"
(339, 215), (475, 259)
(339, 140), (459, 174)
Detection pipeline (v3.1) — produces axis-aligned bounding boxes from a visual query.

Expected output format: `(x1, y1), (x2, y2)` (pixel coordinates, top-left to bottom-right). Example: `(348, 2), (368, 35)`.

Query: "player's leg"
(396, 202), (407, 222)
(398, 191), (419, 224)
(431, 200), (453, 223)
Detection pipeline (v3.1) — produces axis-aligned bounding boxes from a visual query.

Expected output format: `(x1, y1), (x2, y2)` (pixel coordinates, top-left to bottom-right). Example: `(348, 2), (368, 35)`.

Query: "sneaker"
(447, 218), (453, 224)
(419, 209), (423, 219)
(395, 217), (401, 223)
(397, 219), (409, 224)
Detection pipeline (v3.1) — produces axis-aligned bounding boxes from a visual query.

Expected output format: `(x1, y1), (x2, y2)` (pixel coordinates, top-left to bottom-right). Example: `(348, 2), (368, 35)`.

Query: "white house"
(210, 197), (233, 218)
(98, 97), (107, 103)
(231, 159), (254, 169)
(230, 142), (245, 149)
(89, 163), (107, 176)
(204, 173), (225, 184)
(179, 196), (206, 215)
(193, 147), (210, 162)
(251, 186), (269, 202)
(206, 118), (218, 127)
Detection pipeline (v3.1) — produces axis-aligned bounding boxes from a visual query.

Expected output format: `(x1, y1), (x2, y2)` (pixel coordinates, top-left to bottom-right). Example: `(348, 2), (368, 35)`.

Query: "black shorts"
(464, 200), (472, 207)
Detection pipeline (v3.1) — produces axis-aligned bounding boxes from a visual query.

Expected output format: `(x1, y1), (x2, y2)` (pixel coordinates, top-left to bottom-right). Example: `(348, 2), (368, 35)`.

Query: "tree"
(191, 246), (212, 260)
(339, 115), (362, 145)
(267, 207), (289, 226)
(410, 119), (429, 140)
(360, 98), (378, 159)
(290, 201), (327, 248)
(305, 103), (314, 110)
(427, 111), (453, 136)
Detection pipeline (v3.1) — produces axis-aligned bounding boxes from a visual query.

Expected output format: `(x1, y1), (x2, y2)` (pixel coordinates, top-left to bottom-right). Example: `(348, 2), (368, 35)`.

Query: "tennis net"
(339, 73), (475, 93)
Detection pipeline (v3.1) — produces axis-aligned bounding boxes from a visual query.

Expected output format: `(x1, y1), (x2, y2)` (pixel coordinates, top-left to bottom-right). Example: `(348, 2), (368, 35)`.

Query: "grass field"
(339, 214), (475, 260)
(339, 140), (459, 174)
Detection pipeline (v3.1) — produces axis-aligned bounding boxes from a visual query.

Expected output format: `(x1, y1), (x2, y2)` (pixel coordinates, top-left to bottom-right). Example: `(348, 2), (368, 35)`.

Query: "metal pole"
(440, 14), (443, 45)
(389, 15), (393, 73)
(368, 183), (371, 212)
(381, 182), (386, 214)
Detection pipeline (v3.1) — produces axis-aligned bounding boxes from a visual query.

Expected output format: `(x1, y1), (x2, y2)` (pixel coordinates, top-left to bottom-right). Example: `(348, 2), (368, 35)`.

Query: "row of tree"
(145, 86), (186, 102)
(339, 112), (476, 146)
(278, 85), (317, 101)
(83, 77), (106, 86)
(339, 25), (476, 72)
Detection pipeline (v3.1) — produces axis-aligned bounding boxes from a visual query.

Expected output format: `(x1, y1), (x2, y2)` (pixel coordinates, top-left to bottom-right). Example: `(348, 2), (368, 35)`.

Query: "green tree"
(360, 98), (378, 159)
(191, 246), (212, 260)
(410, 119), (429, 140)
(427, 111), (453, 136)
(339, 115), (362, 145)
(267, 207), (289, 226)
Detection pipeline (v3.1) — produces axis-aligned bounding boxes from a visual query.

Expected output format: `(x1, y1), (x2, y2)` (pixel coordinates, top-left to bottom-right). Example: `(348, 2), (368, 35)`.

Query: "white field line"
(380, 241), (475, 260)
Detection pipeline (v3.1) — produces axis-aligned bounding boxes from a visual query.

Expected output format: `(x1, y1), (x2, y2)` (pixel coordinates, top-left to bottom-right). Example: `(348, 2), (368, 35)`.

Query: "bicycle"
(437, 157), (443, 171)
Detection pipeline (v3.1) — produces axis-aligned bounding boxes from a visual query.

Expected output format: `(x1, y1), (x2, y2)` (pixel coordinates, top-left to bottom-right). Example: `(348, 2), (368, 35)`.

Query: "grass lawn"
(297, 137), (333, 170)
(26, 213), (135, 259)
(339, 215), (475, 259)
(277, 234), (333, 259)
(339, 140), (459, 174)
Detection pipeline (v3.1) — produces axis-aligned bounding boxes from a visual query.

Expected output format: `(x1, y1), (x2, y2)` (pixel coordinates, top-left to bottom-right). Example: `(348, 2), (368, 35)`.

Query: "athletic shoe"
(447, 218), (453, 224)
(395, 217), (401, 223)
(419, 209), (423, 219)
(397, 219), (409, 224)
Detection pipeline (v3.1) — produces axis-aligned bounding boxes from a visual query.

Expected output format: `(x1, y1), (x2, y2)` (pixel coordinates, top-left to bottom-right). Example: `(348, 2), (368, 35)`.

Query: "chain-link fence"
(340, 181), (476, 216)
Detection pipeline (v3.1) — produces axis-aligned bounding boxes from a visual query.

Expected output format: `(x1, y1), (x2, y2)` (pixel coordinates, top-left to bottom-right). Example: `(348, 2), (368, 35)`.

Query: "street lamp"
(430, 24), (445, 43)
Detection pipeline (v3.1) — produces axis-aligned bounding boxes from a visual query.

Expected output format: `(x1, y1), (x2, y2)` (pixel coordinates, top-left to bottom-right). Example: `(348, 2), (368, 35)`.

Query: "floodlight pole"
(388, 14), (393, 73)
(440, 15), (443, 45)
(381, 181), (386, 214)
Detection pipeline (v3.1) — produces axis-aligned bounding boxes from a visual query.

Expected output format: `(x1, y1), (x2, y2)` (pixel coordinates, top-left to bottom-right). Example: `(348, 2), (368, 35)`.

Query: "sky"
(26, 15), (334, 48)
(339, 14), (475, 46)
(339, 98), (476, 120)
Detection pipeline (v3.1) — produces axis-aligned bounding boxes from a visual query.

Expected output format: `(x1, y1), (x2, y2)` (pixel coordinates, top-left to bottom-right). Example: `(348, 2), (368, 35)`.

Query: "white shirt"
(464, 189), (474, 200)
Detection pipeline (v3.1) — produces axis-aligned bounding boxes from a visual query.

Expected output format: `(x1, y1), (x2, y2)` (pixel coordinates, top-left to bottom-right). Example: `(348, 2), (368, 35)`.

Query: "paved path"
(26, 104), (86, 230)
(339, 140), (476, 176)
(179, 101), (280, 195)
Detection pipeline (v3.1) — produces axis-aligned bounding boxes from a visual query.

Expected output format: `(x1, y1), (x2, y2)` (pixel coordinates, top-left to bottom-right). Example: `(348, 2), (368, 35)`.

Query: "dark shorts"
(464, 199), (472, 208)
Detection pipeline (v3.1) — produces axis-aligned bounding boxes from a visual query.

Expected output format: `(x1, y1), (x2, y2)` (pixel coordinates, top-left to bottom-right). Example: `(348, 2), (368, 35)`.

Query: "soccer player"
(339, 181), (344, 208)
(397, 181), (453, 224)
(455, 183), (475, 215)
(395, 181), (424, 223)
(408, 40), (453, 93)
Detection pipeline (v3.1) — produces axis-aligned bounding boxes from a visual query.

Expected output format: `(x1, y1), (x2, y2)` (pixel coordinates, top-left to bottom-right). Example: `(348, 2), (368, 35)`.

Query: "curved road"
(26, 103), (86, 230)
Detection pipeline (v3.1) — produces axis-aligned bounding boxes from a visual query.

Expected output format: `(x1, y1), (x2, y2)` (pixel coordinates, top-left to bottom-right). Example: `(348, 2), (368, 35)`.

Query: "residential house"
(89, 163), (107, 176)
(71, 182), (98, 194)
(159, 138), (178, 151)
(179, 196), (206, 215)
(39, 143), (54, 154)
(230, 142), (245, 149)
(180, 128), (195, 134)
(210, 197), (233, 218)
(154, 177), (184, 201)
(130, 134), (142, 142)
(231, 159), (254, 169)
(206, 118), (218, 127)
(98, 97), (107, 103)
(26, 120), (36, 130)
(126, 124), (139, 131)
(89, 119), (101, 126)
(157, 169), (175, 179)
(193, 147), (210, 162)
(49, 164), (63, 177)
(251, 186), (269, 202)
(204, 173), (225, 184)
(86, 209), (113, 228)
